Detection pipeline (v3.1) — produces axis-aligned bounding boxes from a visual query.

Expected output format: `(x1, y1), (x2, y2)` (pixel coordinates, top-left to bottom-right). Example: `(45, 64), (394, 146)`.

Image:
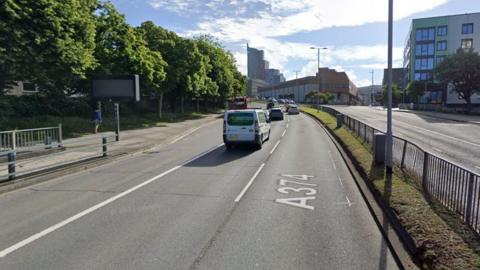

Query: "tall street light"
(310, 47), (328, 110)
(386, 0), (394, 174)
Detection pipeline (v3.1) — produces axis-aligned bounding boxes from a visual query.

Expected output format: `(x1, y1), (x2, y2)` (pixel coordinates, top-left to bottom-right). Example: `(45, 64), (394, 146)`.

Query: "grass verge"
(301, 105), (480, 270)
(0, 111), (208, 139)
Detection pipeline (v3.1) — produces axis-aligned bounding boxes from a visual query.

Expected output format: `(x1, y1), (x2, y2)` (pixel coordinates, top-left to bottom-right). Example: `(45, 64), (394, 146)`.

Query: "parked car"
(267, 101), (275, 110)
(269, 107), (284, 121)
(223, 109), (270, 150)
(288, 105), (300, 115)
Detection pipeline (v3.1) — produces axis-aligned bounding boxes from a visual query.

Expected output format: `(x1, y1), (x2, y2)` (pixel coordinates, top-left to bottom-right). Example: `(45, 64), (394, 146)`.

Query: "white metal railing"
(0, 124), (63, 152)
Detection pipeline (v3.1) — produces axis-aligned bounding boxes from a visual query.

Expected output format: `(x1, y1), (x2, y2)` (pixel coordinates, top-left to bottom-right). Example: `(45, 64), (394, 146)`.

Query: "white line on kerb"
(270, 140), (281, 155)
(281, 130), (287, 137)
(0, 144), (224, 259)
(234, 163), (265, 202)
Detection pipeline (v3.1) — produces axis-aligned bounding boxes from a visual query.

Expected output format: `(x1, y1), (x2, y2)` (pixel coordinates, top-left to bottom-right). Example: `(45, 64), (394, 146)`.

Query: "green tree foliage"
(0, 0), (98, 95)
(94, 3), (166, 95)
(382, 84), (402, 106)
(406, 81), (425, 103)
(435, 49), (480, 112)
(1, 2), (245, 117)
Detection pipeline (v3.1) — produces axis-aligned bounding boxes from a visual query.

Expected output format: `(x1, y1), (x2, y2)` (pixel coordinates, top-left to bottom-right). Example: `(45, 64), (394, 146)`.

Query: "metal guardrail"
(0, 125), (63, 152)
(320, 105), (480, 234)
(0, 135), (116, 181)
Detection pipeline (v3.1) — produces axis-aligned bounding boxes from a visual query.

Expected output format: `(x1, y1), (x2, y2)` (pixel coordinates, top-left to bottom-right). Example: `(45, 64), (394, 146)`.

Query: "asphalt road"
(328, 106), (480, 174)
(0, 110), (399, 269)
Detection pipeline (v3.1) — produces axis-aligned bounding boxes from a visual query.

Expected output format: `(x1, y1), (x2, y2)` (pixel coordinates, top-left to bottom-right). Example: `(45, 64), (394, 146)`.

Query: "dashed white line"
(281, 130), (287, 137)
(346, 196), (352, 207)
(270, 140), (281, 155)
(0, 144), (224, 258)
(337, 176), (344, 186)
(234, 163), (266, 202)
(286, 124), (289, 129)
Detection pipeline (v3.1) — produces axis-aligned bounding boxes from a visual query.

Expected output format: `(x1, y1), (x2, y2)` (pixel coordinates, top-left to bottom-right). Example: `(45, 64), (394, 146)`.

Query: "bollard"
(373, 132), (386, 165)
(45, 135), (52, 149)
(8, 152), (16, 180)
(336, 113), (343, 129)
(102, 137), (107, 157)
(58, 123), (63, 147)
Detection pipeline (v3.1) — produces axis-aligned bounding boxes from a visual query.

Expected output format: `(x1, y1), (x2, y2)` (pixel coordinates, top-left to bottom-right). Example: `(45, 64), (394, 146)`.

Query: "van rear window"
(227, 112), (254, 126)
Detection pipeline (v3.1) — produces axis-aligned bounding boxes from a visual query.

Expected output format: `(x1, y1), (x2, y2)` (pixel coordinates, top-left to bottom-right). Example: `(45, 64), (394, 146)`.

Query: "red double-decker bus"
(228, 97), (248, 110)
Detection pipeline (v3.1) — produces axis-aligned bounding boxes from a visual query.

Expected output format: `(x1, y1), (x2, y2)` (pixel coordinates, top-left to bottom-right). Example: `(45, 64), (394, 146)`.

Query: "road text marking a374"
(275, 174), (317, 210)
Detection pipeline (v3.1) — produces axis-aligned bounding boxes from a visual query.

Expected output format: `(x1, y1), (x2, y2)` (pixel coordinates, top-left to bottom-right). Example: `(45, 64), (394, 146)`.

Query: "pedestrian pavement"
(368, 105), (480, 125)
(0, 114), (221, 180)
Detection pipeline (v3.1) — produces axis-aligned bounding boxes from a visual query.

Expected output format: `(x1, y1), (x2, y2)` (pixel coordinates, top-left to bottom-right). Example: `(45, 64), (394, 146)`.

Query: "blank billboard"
(92, 75), (140, 101)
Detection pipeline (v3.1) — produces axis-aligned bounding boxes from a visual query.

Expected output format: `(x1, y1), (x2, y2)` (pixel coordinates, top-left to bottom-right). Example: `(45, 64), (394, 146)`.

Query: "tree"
(382, 84), (402, 107)
(435, 48), (480, 112)
(94, 4), (166, 113)
(406, 81), (425, 103)
(0, 0), (98, 95)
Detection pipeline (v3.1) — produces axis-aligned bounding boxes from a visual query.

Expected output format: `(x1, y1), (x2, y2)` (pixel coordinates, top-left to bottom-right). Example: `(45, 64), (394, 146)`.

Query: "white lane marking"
(337, 176), (344, 186)
(270, 140), (281, 155)
(327, 150), (337, 170)
(281, 130), (287, 137)
(234, 163), (265, 202)
(346, 196), (352, 207)
(432, 147), (444, 153)
(170, 121), (217, 144)
(286, 124), (289, 129)
(0, 144), (224, 259)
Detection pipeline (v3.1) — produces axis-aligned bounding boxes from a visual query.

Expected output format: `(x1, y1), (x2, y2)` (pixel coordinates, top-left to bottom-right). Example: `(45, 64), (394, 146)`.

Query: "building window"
(415, 43), (435, 56)
(415, 58), (434, 70)
(436, 56), (446, 65)
(414, 72), (432, 81)
(437, 25), (448, 36)
(437, 40), (447, 51)
(462, 23), (474, 34)
(416, 27), (435, 41)
(461, 39), (473, 49)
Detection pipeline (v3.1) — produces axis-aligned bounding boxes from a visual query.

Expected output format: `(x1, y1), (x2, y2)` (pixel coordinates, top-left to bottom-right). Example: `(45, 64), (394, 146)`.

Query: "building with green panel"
(404, 12), (480, 105)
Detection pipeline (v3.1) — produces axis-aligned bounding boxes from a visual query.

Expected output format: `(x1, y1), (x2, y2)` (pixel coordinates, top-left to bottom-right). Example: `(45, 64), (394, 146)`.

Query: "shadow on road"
(184, 145), (255, 167)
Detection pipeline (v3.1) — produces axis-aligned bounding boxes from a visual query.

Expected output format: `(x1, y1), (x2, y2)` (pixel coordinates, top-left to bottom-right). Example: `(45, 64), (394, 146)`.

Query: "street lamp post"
(310, 47), (328, 111)
(386, 0), (394, 174)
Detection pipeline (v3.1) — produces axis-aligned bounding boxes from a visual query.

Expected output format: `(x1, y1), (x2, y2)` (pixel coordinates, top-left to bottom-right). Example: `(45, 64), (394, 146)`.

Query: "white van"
(223, 109), (271, 150)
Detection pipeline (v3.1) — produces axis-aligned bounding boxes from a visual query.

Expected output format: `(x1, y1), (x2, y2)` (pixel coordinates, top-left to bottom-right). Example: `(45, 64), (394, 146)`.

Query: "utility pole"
(386, 0), (394, 174)
(310, 47), (328, 111)
(370, 70), (374, 106)
(294, 70), (300, 102)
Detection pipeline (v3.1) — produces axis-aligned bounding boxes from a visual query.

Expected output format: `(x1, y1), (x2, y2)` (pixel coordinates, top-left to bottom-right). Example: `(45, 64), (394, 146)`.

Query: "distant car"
(223, 109), (270, 150)
(269, 108), (284, 121)
(288, 105), (299, 115)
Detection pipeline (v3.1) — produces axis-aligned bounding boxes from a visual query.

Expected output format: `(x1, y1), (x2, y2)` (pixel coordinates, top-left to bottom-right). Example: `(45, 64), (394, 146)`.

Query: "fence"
(320, 105), (480, 234)
(0, 125), (63, 152)
(0, 134), (116, 182)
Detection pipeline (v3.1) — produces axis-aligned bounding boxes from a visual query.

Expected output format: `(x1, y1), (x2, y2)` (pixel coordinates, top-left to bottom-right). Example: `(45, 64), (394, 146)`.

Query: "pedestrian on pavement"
(93, 109), (102, 134)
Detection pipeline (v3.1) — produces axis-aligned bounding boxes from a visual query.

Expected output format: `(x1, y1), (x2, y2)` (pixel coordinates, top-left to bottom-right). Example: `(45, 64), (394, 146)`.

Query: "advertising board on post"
(92, 75), (140, 141)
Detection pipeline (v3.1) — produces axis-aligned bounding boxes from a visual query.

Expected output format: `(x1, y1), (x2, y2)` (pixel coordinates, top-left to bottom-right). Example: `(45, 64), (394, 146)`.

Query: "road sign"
(92, 75), (140, 102)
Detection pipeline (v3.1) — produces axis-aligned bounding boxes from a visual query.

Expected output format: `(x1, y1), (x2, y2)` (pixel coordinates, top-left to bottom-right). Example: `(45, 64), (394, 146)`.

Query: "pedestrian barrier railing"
(319, 105), (480, 234)
(0, 125), (63, 152)
(0, 134), (116, 182)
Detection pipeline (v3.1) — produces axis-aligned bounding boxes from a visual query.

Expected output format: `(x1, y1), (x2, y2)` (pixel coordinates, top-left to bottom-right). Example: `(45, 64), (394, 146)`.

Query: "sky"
(110, 0), (479, 87)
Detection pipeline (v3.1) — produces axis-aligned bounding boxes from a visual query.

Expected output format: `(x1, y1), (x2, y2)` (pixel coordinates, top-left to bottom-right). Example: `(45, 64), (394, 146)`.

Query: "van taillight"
(223, 120), (226, 133)
(255, 120), (260, 133)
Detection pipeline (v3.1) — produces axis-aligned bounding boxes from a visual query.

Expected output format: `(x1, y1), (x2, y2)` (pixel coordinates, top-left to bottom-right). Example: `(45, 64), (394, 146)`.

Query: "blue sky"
(110, 0), (479, 87)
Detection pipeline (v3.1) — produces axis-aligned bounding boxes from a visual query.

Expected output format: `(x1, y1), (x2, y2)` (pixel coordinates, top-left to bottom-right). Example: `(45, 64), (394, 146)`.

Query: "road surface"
(0, 111), (399, 269)
(328, 106), (480, 174)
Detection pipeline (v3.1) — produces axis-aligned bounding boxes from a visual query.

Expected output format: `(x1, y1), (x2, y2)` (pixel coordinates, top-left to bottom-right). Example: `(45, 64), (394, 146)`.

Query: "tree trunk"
(180, 95), (185, 113)
(466, 95), (472, 114)
(158, 93), (164, 118)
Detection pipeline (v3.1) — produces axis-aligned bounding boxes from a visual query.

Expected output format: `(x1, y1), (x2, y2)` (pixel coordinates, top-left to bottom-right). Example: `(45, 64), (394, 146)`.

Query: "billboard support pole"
(114, 103), (120, 141)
